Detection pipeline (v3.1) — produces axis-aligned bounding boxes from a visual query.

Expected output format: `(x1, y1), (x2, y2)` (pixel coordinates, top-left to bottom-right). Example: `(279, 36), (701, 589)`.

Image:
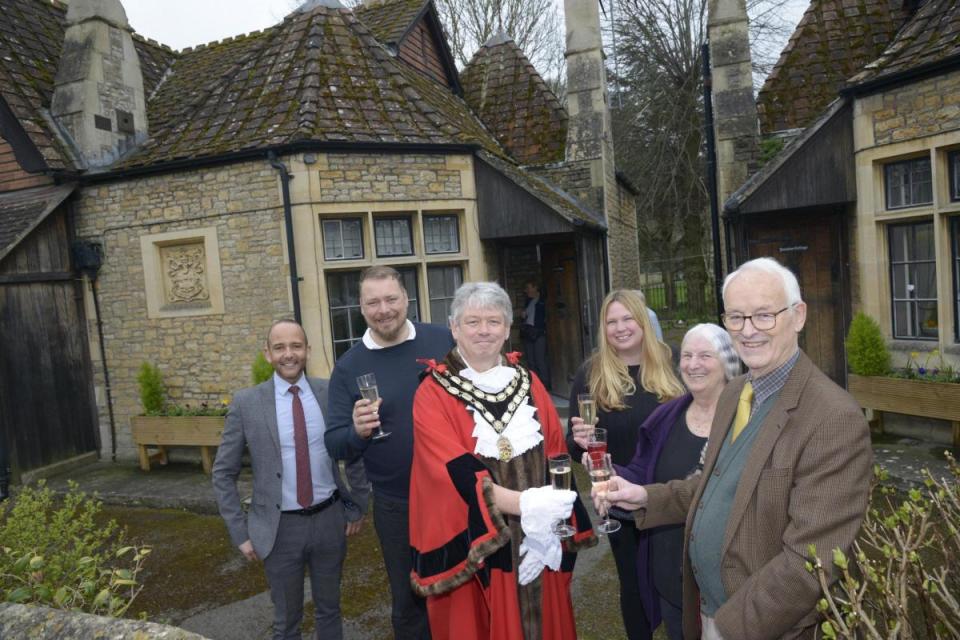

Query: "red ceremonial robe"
(410, 363), (595, 640)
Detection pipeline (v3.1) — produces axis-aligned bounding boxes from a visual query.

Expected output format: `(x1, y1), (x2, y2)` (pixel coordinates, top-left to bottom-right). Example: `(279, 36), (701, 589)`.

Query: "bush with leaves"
(252, 352), (274, 385)
(808, 453), (960, 638)
(0, 481), (151, 616)
(845, 312), (891, 377)
(136, 362), (166, 415)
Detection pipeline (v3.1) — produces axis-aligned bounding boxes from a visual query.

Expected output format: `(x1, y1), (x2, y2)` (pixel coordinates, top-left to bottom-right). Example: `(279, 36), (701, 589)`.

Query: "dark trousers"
(523, 334), (551, 390)
(609, 518), (652, 640)
(263, 505), (347, 640)
(659, 595), (684, 640)
(373, 493), (431, 639)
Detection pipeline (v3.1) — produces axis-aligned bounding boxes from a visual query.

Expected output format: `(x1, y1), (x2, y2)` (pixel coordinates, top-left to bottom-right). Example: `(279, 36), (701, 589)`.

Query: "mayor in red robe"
(409, 281), (596, 640)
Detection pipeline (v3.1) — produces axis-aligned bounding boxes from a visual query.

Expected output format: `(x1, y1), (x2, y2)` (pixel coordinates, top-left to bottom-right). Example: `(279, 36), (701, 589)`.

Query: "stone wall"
(74, 160), (288, 461)
(312, 153), (464, 201)
(869, 70), (960, 145)
(0, 603), (208, 639)
(607, 183), (640, 289)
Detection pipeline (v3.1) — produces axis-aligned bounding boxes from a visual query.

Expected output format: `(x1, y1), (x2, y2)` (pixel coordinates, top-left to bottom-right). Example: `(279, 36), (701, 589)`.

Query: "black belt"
(282, 490), (339, 515)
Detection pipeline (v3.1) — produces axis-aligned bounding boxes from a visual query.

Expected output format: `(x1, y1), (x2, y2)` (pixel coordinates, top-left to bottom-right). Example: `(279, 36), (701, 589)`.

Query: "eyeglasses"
(721, 307), (792, 331)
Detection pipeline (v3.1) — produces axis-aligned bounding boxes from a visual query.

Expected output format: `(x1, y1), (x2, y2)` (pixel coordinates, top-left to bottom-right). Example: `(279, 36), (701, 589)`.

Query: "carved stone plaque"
(160, 243), (210, 304)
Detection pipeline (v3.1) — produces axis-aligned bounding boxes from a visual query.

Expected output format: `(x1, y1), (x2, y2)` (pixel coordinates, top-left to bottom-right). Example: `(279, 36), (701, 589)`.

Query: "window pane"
(885, 158), (932, 209)
(326, 270), (363, 359)
(330, 308), (349, 339)
(322, 218), (363, 260)
(917, 301), (938, 338)
(424, 215), (460, 254)
(350, 308), (367, 337)
(375, 218), (413, 256)
(428, 265), (462, 323)
(953, 217), (960, 340)
(952, 152), (960, 202)
(888, 221), (937, 339)
(397, 266), (420, 321)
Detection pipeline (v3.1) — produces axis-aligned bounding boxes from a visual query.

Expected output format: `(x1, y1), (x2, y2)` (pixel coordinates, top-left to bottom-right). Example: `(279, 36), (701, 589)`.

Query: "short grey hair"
(682, 323), (741, 381)
(722, 257), (802, 307)
(449, 282), (512, 327)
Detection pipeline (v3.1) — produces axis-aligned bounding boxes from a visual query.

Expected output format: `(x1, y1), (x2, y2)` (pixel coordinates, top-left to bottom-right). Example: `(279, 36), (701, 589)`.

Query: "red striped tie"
(289, 385), (313, 509)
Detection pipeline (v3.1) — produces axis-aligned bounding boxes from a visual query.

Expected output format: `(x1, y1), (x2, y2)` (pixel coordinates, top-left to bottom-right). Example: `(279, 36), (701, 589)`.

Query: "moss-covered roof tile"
(460, 35), (567, 165)
(848, 0), (960, 87)
(757, 0), (906, 133)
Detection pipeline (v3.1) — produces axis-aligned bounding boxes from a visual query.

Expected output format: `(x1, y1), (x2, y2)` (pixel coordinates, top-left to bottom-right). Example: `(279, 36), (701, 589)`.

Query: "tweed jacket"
(635, 351), (873, 640)
(212, 376), (370, 559)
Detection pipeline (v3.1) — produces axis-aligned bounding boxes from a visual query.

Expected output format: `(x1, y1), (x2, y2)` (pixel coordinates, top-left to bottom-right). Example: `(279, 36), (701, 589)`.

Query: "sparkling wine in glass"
(548, 454), (575, 538)
(577, 393), (597, 427)
(587, 453), (621, 534)
(356, 373), (391, 441)
(587, 427), (607, 464)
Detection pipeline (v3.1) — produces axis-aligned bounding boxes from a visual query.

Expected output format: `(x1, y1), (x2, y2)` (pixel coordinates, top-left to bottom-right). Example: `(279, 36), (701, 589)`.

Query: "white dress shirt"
(273, 373), (337, 510)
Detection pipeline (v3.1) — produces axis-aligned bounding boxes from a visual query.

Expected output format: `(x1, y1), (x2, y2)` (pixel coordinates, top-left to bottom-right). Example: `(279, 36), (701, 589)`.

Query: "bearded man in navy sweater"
(325, 265), (453, 639)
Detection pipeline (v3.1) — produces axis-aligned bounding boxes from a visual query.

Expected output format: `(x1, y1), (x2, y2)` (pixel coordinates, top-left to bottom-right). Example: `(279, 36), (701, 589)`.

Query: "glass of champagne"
(586, 452), (620, 534)
(548, 453), (575, 538)
(356, 373), (391, 441)
(577, 393), (597, 428)
(587, 427), (607, 465)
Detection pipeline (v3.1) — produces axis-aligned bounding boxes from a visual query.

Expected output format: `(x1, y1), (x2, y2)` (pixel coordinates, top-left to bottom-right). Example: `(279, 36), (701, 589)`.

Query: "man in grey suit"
(213, 319), (369, 640)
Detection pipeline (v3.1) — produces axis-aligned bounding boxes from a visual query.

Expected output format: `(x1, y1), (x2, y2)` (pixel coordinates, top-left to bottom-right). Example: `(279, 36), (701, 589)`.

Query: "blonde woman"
(567, 288), (683, 640)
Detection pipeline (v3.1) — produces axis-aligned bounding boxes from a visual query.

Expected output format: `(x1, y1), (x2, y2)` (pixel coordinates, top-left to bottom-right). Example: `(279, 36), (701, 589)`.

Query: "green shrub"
(0, 481), (150, 616)
(252, 352), (274, 385)
(845, 312), (891, 377)
(136, 362), (166, 415)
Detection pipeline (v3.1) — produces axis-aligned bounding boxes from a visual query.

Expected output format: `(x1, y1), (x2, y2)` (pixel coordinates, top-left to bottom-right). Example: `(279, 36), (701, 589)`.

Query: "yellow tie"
(731, 381), (754, 442)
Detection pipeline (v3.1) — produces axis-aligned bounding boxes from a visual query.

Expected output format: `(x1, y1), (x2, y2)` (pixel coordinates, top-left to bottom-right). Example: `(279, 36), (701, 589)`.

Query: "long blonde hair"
(589, 289), (683, 410)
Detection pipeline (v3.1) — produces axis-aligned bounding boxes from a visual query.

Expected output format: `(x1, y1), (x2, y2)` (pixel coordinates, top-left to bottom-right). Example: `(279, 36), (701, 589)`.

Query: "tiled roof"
(353, 0), (427, 47)
(0, 0), (177, 172)
(113, 4), (503, 169)
(848, 0), (960, 88)
(461, 35), (567, 165)
(0, 183), (74, 262)
(756, 0), (906, 133)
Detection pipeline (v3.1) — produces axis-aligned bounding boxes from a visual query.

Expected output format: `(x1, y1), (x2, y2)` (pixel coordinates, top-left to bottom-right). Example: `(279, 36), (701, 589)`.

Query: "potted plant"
(845, 312), (960, 446)
(130, 362), (228, 474)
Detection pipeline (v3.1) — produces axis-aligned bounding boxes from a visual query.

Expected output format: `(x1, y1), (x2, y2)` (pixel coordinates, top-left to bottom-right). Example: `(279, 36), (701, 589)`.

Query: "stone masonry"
(868, 70), (960, 146)
(312, 153), (464, 201)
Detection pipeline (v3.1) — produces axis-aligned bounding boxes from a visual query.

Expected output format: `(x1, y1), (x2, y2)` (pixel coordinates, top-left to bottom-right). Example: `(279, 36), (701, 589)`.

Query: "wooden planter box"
(130, 416), (225, 474)
(847, 374), (960, 446)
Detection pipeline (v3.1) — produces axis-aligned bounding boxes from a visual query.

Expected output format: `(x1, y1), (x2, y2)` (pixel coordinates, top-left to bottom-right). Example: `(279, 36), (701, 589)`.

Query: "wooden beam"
(0, 271), (74, 284)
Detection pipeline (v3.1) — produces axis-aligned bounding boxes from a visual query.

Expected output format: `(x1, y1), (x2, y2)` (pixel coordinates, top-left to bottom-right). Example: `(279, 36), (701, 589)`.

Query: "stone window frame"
(373, 215), (415, 257)
(423, 213), (461, 254)
(884, 156), (934, 210)
(321, 217), (364, 261)
(952, 216), (960, 341)
(140, 227), (225, 319)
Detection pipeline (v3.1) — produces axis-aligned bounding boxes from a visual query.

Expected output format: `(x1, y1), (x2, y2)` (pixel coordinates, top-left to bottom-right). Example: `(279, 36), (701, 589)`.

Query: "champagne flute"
(356, 373), (391, 441)
(587, 427), (607, 465)
(577, 393), (597, 428)
(586, 453), (621, 534)
(548, 454), (575, 538)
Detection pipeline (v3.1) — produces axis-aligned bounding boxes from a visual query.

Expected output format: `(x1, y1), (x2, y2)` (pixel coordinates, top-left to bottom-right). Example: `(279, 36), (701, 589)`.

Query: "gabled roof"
(0, 183), (74, 262)
(756, 0), (906, 133)
(112, 4), (500, 170)
(846, 0), (960, 91)
(0, 0), (177, 172)
(460, 34), (567, 166)
(353, 0), (428, 47)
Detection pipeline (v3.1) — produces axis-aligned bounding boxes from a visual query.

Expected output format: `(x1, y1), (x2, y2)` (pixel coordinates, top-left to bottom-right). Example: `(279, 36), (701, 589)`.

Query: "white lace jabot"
(459, 364), (543, 461)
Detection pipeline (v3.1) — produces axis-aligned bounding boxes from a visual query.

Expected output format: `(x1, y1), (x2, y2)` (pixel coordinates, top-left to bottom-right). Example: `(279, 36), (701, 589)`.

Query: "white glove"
(519, 486), (576, 538)
(517, 539), (546, 585)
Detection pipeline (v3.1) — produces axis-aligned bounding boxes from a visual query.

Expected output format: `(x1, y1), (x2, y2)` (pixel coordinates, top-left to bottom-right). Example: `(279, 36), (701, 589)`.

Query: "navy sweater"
(324, 322), (454, 500)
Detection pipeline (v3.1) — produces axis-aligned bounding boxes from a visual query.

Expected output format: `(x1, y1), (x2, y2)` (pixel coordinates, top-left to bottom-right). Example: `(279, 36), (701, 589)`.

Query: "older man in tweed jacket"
(606, 257), (873, 640)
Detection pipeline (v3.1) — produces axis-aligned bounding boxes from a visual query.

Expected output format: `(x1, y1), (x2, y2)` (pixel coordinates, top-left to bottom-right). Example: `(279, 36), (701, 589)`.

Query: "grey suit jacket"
(212, 376), (370, 559)
(636, 351), (873, 640)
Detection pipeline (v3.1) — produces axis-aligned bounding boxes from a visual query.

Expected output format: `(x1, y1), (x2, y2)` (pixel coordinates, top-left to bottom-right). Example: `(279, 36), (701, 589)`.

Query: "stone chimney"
(708, 0), (759, 203)
(562, 0), (616, 220)
(51, 0), (148, 169)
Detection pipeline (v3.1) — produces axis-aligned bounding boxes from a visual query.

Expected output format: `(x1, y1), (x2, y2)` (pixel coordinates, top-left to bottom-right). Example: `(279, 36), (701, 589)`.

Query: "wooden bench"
(130, 416), (225, 474)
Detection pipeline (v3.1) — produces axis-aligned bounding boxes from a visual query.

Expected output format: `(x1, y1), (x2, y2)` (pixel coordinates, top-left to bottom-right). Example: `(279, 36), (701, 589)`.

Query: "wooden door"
(541, 242), (583, 397)
(745, 212), (848, 384)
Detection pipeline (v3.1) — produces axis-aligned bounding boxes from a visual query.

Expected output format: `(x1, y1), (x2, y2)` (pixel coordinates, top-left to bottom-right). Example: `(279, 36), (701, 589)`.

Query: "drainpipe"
(268, 151), (302, 323)
(701, 42), (724, 321)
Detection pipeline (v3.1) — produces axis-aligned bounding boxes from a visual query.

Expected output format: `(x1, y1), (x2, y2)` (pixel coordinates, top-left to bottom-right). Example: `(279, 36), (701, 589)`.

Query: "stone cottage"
(0, 0), (640, 474)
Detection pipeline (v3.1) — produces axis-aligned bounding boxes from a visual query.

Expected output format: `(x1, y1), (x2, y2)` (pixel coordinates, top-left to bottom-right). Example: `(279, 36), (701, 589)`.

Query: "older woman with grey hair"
(611, 323), (739, 640)
(409, 281), (595, 640)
